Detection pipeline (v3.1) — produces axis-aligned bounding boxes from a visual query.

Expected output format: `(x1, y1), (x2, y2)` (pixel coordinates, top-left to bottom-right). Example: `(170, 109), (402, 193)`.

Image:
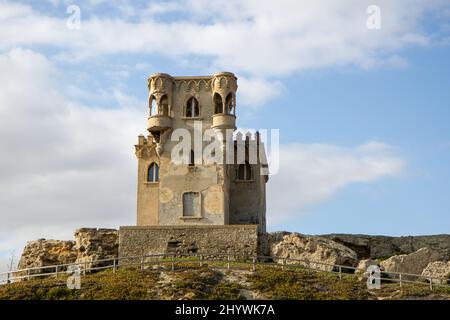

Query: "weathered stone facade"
(118, 225), (259, 258)
(135, 72), (267, 232)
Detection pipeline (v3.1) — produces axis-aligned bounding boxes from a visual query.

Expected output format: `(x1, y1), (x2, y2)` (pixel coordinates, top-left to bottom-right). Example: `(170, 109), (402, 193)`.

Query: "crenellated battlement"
(233, 131), (261, 144)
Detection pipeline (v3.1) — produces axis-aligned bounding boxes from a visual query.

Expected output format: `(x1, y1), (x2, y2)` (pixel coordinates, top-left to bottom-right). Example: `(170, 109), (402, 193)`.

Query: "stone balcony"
(147, 115), (172, 133)
(211, 114), (236, 130)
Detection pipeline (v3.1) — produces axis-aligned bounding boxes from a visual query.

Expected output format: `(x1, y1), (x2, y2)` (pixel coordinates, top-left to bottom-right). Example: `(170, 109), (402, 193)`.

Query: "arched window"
(185, 97), (199, 117)
(214, 93), (223, 114)
(237, 161), (252, 180)
(147, 162), (159, 182)
(225, 93), (233, 114)
(159, 95), (169, 116)
(189, 150), (195, 166)
(150, 95), (157, 116)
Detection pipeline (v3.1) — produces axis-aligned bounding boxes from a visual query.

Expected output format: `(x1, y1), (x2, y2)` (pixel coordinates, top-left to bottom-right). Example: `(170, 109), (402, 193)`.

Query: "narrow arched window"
(189, 150), (195, 166)
(225, 93), (233, 114)
(186, 97), (199, 117)
(214, 93), (223, 114)
(147, 162), (159, 182)
(150, 95), (157, 116)
(237, 161), (252, 180)
(159, 95), (169, 116)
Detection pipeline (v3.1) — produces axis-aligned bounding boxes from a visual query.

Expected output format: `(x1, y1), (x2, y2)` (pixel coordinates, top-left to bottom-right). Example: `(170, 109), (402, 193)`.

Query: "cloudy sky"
(1, 0), (450, 271)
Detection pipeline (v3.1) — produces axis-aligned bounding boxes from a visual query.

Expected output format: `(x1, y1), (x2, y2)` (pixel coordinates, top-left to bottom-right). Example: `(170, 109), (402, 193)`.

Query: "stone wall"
(118, 225), (259, 259)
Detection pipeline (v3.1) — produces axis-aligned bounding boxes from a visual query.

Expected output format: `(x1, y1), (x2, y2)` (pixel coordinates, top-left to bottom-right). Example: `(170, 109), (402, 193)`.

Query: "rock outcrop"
(258, 231), (290, 257)
(268, 233), (358, 272)
(355, 259), (380, 280)
(380, 247), (441, 278)
(356, 259), (380, 273)
(356, 259), (380, 271)
(74, 228), (118, 269)
(321, 234), (450, 260)
(421, 261), (450, 284)
(18, 228), (118, 272)
(17, 239), (77, 273)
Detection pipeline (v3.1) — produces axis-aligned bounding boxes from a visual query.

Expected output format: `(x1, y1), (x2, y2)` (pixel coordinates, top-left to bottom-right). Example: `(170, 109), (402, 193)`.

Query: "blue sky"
(283, 46), (450, 235)
(0, 0), (450, 270)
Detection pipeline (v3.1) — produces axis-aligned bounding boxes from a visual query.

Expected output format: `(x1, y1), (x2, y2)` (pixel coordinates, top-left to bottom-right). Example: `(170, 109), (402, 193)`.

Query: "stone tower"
(134, 72), (267, 232)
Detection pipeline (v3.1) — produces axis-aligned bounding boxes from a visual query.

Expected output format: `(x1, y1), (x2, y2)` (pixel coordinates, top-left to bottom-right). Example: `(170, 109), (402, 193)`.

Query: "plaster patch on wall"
(159, 187), (174, 203)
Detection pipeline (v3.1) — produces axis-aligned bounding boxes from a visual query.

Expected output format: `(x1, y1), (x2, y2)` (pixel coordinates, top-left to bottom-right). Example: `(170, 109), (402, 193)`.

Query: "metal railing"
(1, 252), (449, 291)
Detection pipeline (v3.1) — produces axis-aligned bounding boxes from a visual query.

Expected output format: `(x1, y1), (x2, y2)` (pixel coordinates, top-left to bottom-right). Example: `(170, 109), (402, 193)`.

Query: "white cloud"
(0, 48), (145, 271)
(267, 142), (406, 227)
(237, 77), (285, 108)
(0, 0), (448, 108)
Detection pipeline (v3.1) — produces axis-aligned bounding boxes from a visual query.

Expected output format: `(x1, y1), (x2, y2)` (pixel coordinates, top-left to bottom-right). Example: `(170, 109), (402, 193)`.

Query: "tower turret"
(147, 73), (174, 155)
(211, 72), (237, 130)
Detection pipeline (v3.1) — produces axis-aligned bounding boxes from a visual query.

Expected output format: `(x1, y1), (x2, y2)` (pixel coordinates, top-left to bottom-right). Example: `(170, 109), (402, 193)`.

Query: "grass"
(0, 268), (159, 300)
(248, 266), (368, 300)
(0, 262), (449, 300)
(0, 265), (244, 300)
(375, 282), (450, 300)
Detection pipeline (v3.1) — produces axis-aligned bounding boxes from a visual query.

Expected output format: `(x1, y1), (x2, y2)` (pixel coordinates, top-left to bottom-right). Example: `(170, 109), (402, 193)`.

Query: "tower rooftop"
(148, 72), (236, 81)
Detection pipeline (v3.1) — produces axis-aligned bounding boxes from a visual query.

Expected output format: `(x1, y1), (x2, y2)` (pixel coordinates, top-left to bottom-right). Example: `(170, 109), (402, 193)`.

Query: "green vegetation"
(0, 266), (242, 300)
(248, 266), (368, 300)
(375, 283), (450, 300)
(0, 268), (158, 300)
(0, 263), (449, 300)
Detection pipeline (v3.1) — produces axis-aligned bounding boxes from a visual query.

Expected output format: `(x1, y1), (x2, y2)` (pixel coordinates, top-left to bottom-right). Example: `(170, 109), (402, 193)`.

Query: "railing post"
(199, 255), (203, 267)
(339, 266), (342, 280)
(282, 259), (285, 271)
(113, 258), (117, 273)
(252, 257), (256, 272)
(227, 255), (231, 270)
(55, 266), (58, 278)
(27, 269), (30, 281)
(399, 273), (402, 289)
(429, 278), (433, 291)
(140, 257), (144, 271)
(172, 254), (175, 271)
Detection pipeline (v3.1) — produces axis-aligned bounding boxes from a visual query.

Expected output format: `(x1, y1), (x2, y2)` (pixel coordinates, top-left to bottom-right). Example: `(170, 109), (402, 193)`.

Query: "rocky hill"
(12, 229), (450, 291)
(321, 233), (450, 260)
